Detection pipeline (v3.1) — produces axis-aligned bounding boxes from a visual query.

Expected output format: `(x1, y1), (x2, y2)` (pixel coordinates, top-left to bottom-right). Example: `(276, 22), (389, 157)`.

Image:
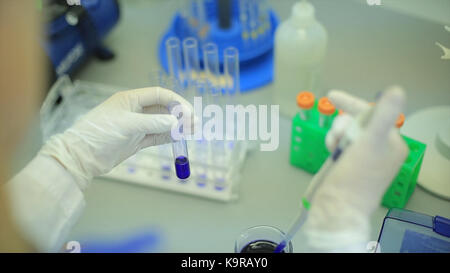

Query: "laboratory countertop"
(16, 0), (449, 252)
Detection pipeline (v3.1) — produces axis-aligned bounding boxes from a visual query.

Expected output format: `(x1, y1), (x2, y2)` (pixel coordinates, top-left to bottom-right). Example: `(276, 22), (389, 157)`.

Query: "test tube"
(258, 0), (270, 36)
(167, 101), (190, 180)
(318, 97), (336, 128)
(166, 37), (183, 83)
(190, 0), (208, 38)
(248, 0), (258, 40)
(215, 176), (227, 191)
(296, 91), (315, 121)
(187, 0), (198, 27)
(224, 47), (240, 97)
(183, 37), (200, 87)
(203, 42), (220, 93)
(239, 0), (250, 42)
(200, 78), (226, 165)
(195, 78), (208, 100)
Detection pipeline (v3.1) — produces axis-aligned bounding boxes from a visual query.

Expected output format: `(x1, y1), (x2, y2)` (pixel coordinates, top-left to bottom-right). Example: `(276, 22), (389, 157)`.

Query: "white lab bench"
(15, 0), (449, 252)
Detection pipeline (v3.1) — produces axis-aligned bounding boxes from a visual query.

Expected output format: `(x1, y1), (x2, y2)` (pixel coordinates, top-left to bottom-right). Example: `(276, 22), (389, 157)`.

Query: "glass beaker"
(234, 225), (293, 253)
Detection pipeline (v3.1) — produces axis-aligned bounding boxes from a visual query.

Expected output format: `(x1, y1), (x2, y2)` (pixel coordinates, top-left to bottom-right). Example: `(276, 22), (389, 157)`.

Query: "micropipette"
(274, 104), (376, 253)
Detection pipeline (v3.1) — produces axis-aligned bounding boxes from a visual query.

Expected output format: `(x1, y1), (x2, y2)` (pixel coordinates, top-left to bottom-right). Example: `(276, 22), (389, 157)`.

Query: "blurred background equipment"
(71, 228), (163, 253)
(273, 0), (327, 117)
(402, 106), (450, 200)
(41, 0), (120, 86)
(158, 0), (279, 92)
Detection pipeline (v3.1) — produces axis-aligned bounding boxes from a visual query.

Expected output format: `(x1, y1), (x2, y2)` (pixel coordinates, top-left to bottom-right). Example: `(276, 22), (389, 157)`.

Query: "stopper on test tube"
(297, 91), (315, 109)
(297, 91), (315, 121)
(318, 97), (335, 115)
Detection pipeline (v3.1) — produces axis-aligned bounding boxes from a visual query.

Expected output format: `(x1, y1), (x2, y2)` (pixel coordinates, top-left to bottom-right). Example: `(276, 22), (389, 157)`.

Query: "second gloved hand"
(302, 87), (409, 252)
(40, 87), (193, 191)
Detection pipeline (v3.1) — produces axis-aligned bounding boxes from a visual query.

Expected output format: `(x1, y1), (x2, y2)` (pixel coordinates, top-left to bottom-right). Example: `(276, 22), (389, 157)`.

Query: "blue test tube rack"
(158, 0), (279, 92)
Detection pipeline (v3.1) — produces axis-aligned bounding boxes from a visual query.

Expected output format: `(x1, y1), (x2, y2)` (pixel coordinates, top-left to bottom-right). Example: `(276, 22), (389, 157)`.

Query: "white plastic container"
(273, 0), (327, 117)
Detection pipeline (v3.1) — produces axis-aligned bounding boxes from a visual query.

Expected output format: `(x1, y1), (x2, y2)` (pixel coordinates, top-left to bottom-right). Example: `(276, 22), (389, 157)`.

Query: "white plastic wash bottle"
(273, 0), (327, 117)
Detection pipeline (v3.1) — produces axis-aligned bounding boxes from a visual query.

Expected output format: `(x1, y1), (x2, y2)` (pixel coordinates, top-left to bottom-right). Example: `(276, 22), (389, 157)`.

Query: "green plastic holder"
(290, 100), (337, 173)
(381, 136), (426, 208)
(290, 101), (426, 209)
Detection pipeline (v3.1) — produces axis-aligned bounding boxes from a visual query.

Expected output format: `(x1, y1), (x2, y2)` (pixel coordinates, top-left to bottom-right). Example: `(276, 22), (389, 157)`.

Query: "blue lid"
(433, 216), (450, 238)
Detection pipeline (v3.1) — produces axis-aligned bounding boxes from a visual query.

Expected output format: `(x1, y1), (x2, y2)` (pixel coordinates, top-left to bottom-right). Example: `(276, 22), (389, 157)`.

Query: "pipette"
(274, 104), (376, 253)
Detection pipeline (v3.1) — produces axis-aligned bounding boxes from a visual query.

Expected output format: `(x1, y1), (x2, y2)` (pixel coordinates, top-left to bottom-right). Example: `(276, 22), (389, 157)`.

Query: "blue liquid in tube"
(175, 156), (190, 179)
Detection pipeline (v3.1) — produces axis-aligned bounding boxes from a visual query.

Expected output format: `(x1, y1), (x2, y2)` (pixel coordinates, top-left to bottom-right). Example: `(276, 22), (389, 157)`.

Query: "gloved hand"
(303, 86), (409, 252)
(40, 87), (193, 191)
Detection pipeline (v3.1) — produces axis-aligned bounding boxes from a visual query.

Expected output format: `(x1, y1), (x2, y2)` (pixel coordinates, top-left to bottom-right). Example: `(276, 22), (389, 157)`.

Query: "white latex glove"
(40, 87), (193, 191)
(303, 86), (409, 252)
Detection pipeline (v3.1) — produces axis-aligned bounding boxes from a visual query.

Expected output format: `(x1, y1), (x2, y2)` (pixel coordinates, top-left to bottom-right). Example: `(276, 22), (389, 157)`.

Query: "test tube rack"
(290, 98), (427, 209)
(105, 140), (247, 202)
(381, 136), (426, 208)
(290, 100), (338, 173)
(158, 0), (279, 91)
(41, 76), (248, 203)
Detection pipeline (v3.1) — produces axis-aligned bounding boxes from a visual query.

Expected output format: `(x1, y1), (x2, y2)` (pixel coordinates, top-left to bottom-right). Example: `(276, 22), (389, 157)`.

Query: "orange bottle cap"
(296, 91), (315, 109)
(318, 97), (336, 115)
(396, 113), (405, 128)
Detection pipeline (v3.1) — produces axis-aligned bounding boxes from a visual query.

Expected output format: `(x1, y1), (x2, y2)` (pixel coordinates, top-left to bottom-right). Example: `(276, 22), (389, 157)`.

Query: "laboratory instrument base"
(377, 208), (450, 253)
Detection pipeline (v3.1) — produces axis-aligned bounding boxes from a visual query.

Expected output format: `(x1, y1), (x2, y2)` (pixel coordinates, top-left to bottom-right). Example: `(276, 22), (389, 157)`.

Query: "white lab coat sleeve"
(6, 154), (85, 252)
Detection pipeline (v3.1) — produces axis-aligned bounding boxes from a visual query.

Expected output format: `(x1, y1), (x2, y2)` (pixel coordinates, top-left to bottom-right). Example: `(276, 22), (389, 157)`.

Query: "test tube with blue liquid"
(168, 101), (191, 180)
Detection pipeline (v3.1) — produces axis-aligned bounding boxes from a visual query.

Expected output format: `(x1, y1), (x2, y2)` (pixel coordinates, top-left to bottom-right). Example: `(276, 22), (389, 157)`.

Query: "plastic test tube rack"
(290, 91), (426, 209)
(106, 140), (248, 202)
(40, 76), (249, 203)
(158, 0), (280, 92)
